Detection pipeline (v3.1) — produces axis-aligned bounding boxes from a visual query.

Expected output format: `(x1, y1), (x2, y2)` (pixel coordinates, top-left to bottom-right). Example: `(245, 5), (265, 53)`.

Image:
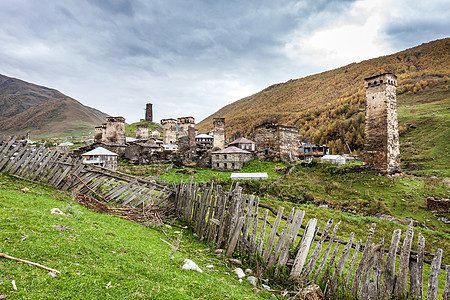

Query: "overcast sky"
(0, 0), (448, 124)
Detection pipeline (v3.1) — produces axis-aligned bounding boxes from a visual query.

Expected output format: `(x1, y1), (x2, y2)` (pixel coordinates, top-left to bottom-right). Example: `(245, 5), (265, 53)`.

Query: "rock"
(245, 268), (252, 274)
(228, 258), (242, 265)
(404, 183), (409, 186)
(21, 187), (30, 193)
(301, 284), (323, 300)
(206, 264), (214, 269)
(164, 224), (172, 229)
(214, 249), (223, 254)
(238, 279), (243, 283)
(0, 295), (8, 299)
(182, 259), (203, 273)
(50, 208), (65, 215)
(262, 284), (270, 291)
(318, 204), (328, 209)
(234, 268), (245, 279)
(47, 272), (57, 278)
(247, 276), (257, 286)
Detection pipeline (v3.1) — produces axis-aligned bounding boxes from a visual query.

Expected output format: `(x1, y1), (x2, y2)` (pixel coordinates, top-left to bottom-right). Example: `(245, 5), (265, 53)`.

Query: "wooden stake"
(0, 253), (60, 274)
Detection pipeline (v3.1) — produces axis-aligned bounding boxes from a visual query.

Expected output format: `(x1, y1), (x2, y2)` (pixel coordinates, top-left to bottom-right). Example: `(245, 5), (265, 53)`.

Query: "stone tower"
(213, 118), (225, 149)
(104, 116), (126, 145)
(177, 117), (196, 152)
(145, 103), (153, 122)
(161, 118), (177, 144)
(364, 73), (401, 174)
(136, 123), (149, 139)
(94, 126), (103, 142)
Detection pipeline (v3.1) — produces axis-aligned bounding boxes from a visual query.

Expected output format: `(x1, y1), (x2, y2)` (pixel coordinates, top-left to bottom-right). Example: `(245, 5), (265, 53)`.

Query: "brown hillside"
(0, 74), (109, 138)
(196, 38), (450, 155)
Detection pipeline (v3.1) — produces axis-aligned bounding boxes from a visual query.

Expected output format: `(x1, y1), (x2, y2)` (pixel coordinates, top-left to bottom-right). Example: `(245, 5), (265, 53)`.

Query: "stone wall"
(94, 126), (103, 142)
(254, 122), (299, 159)
(136, 124), (149, 139)
(161, 118), (177, 144)
(104, 116), (126, 145)
(211, 152), (253, 171)
(145, 103), (153, 122)
(364, 73), (401, 174)
(213, 118), (225, 149)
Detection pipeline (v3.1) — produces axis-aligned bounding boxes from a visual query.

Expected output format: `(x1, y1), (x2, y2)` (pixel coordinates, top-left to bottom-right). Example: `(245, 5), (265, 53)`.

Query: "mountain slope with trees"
(197, 38), (450, 161)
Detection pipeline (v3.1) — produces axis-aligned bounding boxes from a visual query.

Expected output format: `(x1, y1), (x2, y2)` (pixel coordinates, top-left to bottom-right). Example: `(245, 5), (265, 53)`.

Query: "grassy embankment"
(0, 174), (271, 299)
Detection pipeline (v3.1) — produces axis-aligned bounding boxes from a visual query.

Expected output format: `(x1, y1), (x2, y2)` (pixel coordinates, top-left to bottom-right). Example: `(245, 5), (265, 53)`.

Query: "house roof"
(231, 173), (268, 180)
(82, 147), (118, 156)
(212, 146), (251, 154)
(229, 137), (255, 144)
(196, 133), (213, 139)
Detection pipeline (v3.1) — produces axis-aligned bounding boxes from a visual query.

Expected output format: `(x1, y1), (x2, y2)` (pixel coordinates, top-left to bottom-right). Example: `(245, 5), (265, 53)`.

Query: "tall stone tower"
(213, 118), (225, 149)
(364, 73), (401, 174)
(145, 103), (153, 122)
(177, 117), (196, 152)
(105, 116), (126, 145)
(161, 118), (177, 144)
(136, 123), (149, 139)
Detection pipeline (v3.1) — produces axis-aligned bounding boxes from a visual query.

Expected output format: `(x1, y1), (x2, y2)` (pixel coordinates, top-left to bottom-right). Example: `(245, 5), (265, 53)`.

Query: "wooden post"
(344, 239), (362, 287)
(426, 248), (443, 300)
(257, 210), (269, 254)
(289, 218), (317, 280)
(444, 265), (450, 300)
(278, 209), (305, 266)
(381, 228), (402, 299)
(262, 206), (284, 260)
(395, 221), (414, 296)
(351, 223), (376, 297)
(313, 221), (341, 282)
(226, 216), (245, 257)
(267, 208), (295, 270)
(249, 197), (260, 253)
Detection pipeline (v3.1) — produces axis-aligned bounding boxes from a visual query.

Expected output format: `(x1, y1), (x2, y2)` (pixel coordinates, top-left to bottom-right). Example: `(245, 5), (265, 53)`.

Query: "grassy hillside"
(196, 38), (450, 167)
(0, 174), (271, 299)
(125, 120), (163, 137)
(0, 74), (109, 138)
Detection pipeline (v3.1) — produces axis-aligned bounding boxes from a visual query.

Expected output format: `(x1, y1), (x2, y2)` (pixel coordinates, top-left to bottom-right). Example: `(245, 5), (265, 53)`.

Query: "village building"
(136, 123), (149, 139)
(57, 141), (73, 151)
(211, 146), (253, 171)
(253, 122), (300, 160)
(161, 118), (177, 144)
(228, 137), (256, 152)
(363, 73), (401, 174)
(145, 103), (153, 122)
(213, 118), (225, 149)
(82, 147), (118, 169)
(298, 143), (329, 162)
(195, 133), (214, 149)
(177, 117), (196, 154)
(321, 154), (346, 166)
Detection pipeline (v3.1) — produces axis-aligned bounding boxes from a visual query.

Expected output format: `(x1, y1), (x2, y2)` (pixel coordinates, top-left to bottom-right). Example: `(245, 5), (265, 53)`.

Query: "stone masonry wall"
(104, 116), (125, 145)
(254, 123), (299, 159)
(364, 73), (401, 174)
(136, 124), (149, 139)
(213, 118), (225, 149)
(161, 118), (177, 144)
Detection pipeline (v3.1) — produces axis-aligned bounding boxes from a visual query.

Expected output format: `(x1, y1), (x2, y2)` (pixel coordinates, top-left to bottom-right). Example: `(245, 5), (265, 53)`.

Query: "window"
(217, 163), (219, 167)
(232, 163), (235, 168)
(224, 155), (227, 159)
(224, 163), (227, 169)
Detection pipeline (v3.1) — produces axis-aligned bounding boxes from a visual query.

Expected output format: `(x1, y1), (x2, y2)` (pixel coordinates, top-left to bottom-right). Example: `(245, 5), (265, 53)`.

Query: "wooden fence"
(0, 136), (174, 209)
(174, 178), (450, 299)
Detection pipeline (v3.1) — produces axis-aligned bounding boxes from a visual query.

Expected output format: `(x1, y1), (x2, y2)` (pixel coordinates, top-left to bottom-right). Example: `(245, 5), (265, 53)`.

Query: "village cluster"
(76, 73), (401, 176)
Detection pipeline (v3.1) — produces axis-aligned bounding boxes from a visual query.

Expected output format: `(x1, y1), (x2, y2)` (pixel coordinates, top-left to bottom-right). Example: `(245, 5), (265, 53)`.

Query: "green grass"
(0, 174), (271, 299)
(125, 121), (162, 138)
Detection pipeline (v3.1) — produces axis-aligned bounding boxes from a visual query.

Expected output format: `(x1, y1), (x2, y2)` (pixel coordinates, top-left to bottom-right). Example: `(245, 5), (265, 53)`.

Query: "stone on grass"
(262, 284), (270, 291)
(47, 272), (57, 278)
(234, 268), (245, 278)
(301, 284), (323, 300)
(245, 268), (252, 274)
(182, 259), (203, 273)
(228, 258), (242, 265)
(214, 249), (223, 254)
(247, 276), (257, 286)
(206, 264), (214, 269)
(50, 208), (65, 215)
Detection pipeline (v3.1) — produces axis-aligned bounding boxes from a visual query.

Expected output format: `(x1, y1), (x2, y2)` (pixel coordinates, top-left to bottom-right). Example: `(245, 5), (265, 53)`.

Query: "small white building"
(82, 147), (118, 169)
(321, 155), (346, 166)
(230, 173), (268, 180)
(57, 141), (73, 151)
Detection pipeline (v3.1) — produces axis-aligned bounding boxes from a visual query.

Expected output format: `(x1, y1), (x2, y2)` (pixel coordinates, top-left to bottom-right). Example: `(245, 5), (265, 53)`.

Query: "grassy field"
(0, 174), (272, 299)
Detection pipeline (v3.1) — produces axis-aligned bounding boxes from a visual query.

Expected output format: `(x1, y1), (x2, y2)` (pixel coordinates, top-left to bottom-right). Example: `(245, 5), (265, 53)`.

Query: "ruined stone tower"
(364, 73), (401, 174)
(213, 118), (225, 149)
(94, 126), (103, 142)
(177, 117), (196, 152)
(104, 116), (126, 145)
(136, 123), (149, 140)
(161, 118), (177, 144)
(145, 103), (153, 122)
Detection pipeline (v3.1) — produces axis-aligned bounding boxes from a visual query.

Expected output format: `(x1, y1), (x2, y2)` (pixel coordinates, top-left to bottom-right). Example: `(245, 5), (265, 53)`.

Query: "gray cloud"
(0, 0), (447, 125)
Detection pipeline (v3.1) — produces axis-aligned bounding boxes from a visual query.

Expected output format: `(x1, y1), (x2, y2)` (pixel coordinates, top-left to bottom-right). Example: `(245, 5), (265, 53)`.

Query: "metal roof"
(196, 133), (213, 139)
(231, 173), (268, 180)
(229, 137), (255, 144)
(82, 147), (118, 156)
(212, 146), (252, 154)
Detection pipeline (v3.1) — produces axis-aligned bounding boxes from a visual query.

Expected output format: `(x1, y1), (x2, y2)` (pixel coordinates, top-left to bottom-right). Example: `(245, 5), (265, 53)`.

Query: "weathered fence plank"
(313, 221), (341, 282)
(263, 206), (284, 261)
(278, 209), (305, 267)
(381, 228), (402, 299)
(427, 248), (443, 300)
(290, 218), (317, 280)
(395, 221), (414, 297)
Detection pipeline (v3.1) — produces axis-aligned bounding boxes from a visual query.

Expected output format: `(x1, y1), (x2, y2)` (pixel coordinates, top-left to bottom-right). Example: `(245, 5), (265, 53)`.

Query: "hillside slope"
(0, 74), (109, 138)
(197, 38), (450, 161)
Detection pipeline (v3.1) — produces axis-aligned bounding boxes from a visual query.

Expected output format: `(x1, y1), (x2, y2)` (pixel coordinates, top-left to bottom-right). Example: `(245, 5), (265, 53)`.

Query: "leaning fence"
(174, 177), (450, 299)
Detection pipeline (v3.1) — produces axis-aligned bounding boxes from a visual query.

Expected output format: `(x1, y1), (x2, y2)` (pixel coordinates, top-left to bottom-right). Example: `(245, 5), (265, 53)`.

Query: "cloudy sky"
(0, 0), (449, 124)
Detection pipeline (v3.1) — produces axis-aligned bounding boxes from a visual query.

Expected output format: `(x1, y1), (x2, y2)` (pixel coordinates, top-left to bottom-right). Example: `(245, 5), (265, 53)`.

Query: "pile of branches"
(73, 193), (176, 227)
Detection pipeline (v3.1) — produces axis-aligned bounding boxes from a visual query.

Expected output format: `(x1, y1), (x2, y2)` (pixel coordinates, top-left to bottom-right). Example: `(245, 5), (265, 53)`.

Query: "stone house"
(253, 122), (299, 160)
(82, 147), (118, 169)
(211, 146), (253, 171)
(228, 137), (256, 152)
